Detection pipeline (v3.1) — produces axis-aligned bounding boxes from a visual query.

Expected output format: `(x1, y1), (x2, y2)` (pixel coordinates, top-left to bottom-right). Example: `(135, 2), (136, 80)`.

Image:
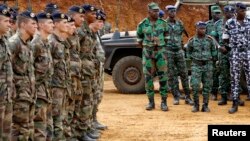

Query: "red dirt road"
(97, 81), (250, 141)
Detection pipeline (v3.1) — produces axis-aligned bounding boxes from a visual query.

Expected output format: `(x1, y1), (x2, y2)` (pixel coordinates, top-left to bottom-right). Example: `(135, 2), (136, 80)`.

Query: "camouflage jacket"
(137, 18), (168, 47)
(186, 35), (217, 61)
(224, 16), (250, 49)
(48, 33), (70, 88)
(206, 19), (223, 41)
(95, 33), (105, 63)
(8, 32), (35, 102)
(77, 21), (97, 77)
(67, 34), (81, 78)
(165, 18), (185, 49)
(0, 36), (13, 103)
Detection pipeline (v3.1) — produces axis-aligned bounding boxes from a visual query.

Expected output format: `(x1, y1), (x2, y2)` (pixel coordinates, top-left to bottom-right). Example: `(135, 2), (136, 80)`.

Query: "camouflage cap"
(211, 5), (222, 13)
(148, 2), (160, 10)
(0, 5), (11, 17)
(195, 21), (206, 28)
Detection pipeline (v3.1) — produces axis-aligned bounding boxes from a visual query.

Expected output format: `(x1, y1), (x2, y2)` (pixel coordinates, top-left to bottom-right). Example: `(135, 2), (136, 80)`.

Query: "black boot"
(238, 97), (245, 106)
(79, 132), (96, 141)
(172, 90), (179, 105)
(87, 128), (100, 139)
(146, 97), (155, 110)
(184, 91), (194, 105)
(228, 100), (238, 114)
(201, 97), (210, 112)
(161, 96), (168, 111)
(176, 89), (185, 100)
(192, 99), (199, 112)
(218, 95), (227, 105)
(227, 93), (233, 101)
(93, 106), (108, 130)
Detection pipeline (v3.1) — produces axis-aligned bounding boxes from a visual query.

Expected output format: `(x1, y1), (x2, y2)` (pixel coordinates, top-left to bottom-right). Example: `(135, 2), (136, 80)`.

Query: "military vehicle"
(101, 0), (250, 94)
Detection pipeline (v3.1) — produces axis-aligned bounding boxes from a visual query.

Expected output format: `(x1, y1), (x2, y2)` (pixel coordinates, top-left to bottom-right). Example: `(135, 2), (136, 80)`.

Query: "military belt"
(192, 59), (208, 66)
(144, 45), (164, 51)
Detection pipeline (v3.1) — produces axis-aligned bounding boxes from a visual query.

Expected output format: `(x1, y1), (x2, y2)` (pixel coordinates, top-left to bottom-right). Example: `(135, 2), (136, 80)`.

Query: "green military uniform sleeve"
(136, 23), (144, 42)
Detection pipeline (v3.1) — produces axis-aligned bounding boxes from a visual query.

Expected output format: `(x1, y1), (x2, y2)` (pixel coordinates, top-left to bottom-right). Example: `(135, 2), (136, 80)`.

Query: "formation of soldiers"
(137, 2), (250, 114)
(0, 2), (107, 141)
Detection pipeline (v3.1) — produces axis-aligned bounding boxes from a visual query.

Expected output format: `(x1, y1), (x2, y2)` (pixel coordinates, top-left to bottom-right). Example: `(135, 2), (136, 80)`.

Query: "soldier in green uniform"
(217, 5), (235, 105)
(30, 12), (54, 141)
(8, 10), (37, 140)
(137, 2), (168, 111)
(0, 6), (13, 141)
(89, 9), (108, 131)
(205, 5), (222, 101)
(77, 4), (99, 141)
(186, 21), (217, 112)
(164, 5), (193, 105)
(48, 12), (70, 140)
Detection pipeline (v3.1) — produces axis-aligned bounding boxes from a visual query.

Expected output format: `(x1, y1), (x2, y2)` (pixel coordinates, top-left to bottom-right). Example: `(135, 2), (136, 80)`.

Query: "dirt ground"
(97, 80), (250, 141)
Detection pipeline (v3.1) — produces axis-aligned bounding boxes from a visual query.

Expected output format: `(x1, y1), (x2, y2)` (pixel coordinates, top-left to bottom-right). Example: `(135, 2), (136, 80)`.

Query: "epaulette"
(138, 18), (148, 25)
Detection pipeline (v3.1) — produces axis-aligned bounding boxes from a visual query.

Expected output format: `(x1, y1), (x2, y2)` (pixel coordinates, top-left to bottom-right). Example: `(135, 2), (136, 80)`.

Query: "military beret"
(0, 5), (11, 17)
(96, 10), (106, 21)
(68, 6), (85, 14)
(159, 10), (165, 18)
(52, 12), (68, 20)
(37, 12), (52, 20)
(19, 10), (37, 21)
(211, 5), (222, 13)
(165, 5), (176, 11)
(82, 4), (97, 12)
(196, 21), (207, 28)
(236, 3), (246, 10)
(10, 12), (18, 21)
(224, 5), (235, 13)
(67, 16), (75, 22)
(148, 2), (160, 10)
(45, 3), (59, 13)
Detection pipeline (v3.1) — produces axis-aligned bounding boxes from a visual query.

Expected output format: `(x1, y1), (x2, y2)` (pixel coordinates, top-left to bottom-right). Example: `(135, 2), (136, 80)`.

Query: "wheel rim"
(123, 66), (141, 85)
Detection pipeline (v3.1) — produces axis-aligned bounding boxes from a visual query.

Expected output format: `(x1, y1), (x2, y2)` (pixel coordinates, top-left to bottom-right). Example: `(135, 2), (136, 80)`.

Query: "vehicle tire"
(112, 56), (145, 94)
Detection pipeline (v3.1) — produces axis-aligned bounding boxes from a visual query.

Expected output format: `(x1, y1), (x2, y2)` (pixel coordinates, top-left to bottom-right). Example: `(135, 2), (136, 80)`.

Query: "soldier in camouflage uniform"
(89, 10), (107, 131)
(77, 4), (99, 141)
(164, 5), (193, 105)
(48, 12), (70, 140)
(0, 6), (13, 141)
(217, 5), (235, 105)
(222, 3), (250, 114)
(137, 2), (168, 111)
(205, 5), (222, 101)
(8, 10), (37, 140)
(30, 12), (54, 141)
(186, 21), (217, 112)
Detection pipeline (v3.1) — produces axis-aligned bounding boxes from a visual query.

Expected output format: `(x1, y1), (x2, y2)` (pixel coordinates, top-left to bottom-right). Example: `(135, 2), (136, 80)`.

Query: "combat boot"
(218, 95), (227, 105)
(228, 100), (238, 114)
(184, 91), (194, 105)
(146, 97), (155, 110)
(211, 91), (217, 101)
(79, 132), (96, 141)
(227, 93), (233, 101)
(161, 96), (168, 111)
(191, 99), (199, 112)
(246, 95), (250, 101)
(201, 97), (210, 112)
(238, 97), (245, 106)
(172, 90), (179, 105)
(87, 128), (100, 139)
(176, 89), (185, 100)
(93, 108), (108, 130)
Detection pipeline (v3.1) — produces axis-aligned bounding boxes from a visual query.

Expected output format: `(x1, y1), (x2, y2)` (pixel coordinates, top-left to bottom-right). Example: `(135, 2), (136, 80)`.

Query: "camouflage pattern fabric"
(49, 33), (71, 141)
(8, 32), (35, 141)
(224, 17), (250, 101)
(165, 18), (189, 93)
(0, 37), (13, 141)
(137, 18), (168, 97)
(186, 35), (216, 100)
(31, 33), (53, 141)
(77, 21), (97, 133)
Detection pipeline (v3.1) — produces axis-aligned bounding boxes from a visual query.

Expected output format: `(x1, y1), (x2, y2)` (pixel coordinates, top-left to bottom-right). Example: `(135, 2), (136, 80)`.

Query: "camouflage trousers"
(12, 77), (35, 141)
(78, 75), (94, 133)
(166, 50), (190, 93)
(218, 52), (230, 98)
(64, 76), (83, 139)
(0, 102), (12, 141)
(46, 102), (53, 141)
(229, 49), (250, 101)
(51, 87), (67, 141)
(142, 47), (168, 97)
(190, 61), (213, 100)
